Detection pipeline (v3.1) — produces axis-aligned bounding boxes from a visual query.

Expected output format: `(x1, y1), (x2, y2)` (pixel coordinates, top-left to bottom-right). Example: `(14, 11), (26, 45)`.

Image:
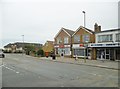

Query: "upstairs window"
(64, 37), (69, 44)
(83, 34), (90, 43)
(116, 33), (120, 42)
(57, 38), (62, 44)
(98, 34), (113, 42)
(74, 35), (80, 43)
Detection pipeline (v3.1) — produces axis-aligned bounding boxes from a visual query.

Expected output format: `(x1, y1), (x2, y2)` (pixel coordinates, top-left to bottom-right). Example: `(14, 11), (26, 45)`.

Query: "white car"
(0, 50), (5, 58)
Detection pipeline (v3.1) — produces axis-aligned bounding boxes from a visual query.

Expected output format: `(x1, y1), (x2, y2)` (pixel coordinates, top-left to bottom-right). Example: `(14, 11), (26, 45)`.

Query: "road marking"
(16, 72), (19, 74)
(3, 65), (20, 74)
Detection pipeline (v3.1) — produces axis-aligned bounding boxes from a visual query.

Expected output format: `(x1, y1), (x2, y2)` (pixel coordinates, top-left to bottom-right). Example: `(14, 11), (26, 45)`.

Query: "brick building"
(54, 27), (75, 57)
(72, 26), (95, 59)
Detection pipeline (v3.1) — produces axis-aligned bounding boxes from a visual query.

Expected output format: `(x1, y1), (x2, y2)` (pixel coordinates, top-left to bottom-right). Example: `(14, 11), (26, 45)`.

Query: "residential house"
(42, 41), (54, 57)
(4, 42), (43, 53)
(89, 28), (120, 61)
(54, 27), (75, 57)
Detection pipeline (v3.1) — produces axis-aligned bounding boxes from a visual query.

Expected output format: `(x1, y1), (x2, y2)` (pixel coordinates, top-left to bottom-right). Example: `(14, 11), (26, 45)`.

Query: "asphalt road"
(2, 54), (119, 87)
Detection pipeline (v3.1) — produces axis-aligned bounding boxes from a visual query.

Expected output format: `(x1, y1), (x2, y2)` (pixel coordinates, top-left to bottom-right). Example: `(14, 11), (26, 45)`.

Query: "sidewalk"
(39, 57), (119, 70)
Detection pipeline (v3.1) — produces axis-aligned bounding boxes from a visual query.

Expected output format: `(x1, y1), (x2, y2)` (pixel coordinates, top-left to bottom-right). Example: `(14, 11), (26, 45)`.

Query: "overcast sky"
(0, 0), (119, 48)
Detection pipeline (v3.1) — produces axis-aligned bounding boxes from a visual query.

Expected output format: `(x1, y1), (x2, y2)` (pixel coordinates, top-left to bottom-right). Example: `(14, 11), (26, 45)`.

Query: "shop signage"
(59, 45), (64, 48)
(79, 44), (84, 47)
(89, 43), (120, 47)
(72, 44), (85, 48)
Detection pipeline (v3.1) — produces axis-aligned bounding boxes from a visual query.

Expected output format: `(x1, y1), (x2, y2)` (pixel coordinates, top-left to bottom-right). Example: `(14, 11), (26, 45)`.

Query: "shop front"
(89, 43), (120, 61)
(54, 44), (71, 56)
(72, 44), (91, 58)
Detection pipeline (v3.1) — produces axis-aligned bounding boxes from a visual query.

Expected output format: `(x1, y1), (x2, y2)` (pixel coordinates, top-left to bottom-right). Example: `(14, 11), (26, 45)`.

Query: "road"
(1, 54), (119, 87)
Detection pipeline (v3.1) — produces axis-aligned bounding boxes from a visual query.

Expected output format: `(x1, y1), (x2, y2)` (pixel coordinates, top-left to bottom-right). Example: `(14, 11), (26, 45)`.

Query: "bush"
(36, 49), (44, 57)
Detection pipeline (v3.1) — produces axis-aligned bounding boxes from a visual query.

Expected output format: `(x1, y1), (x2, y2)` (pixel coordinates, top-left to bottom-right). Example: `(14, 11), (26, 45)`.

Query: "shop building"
(54, 27), (75, 57)
(89, 29), (120, 61)
(72, 26), (95, 59)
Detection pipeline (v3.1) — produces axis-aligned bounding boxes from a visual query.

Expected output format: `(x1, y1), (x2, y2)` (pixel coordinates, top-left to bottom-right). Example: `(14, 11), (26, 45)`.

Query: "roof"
(95, 28), (120, 34)
(72, 26), (94, 36)
(62, 28), (75, 36)
(54, 27), (75, 39)
(4, 42), (43, 48)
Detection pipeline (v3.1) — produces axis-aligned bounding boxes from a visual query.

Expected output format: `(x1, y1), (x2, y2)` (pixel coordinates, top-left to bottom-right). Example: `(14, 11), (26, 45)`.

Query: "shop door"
(105, 49), (110, 60)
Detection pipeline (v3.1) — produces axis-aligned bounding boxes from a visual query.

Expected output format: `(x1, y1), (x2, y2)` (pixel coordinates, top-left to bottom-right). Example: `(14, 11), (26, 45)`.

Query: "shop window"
(64, 48), (70, 55)
(74, 49), (85, 56)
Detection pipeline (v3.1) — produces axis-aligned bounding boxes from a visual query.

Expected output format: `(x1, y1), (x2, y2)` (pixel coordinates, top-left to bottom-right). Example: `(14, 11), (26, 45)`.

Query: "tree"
(24, 45), (35, 55)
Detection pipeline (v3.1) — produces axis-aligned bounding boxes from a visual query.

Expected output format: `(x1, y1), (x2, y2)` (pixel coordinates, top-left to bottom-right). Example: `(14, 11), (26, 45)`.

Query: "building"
(42, 41), (54, 57)
(54, 27), (75, 57)
(89, 29), (120, 61)
(72, 26), (95, 59)
(4, 42), (43, 53)
(118, 1), (120, 28)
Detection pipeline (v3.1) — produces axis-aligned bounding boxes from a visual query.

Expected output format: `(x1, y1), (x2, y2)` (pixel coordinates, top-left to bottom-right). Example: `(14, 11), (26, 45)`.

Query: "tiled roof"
(4, 42), (43, 48)
(62, 28), (75, 36)
(72, 26), (94, 36)
(83, 27), (95, 33)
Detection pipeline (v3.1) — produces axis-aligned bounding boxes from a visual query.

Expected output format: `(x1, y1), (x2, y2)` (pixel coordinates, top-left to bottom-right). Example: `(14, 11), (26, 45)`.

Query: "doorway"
(105, 49), (110, 60)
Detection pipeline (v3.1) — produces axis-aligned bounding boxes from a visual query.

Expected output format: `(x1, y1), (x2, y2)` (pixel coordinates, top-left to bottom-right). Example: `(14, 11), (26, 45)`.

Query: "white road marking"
(16, 72), (19, 74)
(3, 65), (20, 74)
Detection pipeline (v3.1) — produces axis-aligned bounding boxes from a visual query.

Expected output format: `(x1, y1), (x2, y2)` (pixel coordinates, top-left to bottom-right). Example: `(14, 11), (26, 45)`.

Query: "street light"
(22, 35), (24, 55)
(82, 11), (86, 27)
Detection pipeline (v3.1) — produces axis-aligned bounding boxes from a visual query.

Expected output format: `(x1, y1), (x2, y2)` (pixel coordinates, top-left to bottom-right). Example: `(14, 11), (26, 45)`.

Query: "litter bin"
(52, 54), (56, 60)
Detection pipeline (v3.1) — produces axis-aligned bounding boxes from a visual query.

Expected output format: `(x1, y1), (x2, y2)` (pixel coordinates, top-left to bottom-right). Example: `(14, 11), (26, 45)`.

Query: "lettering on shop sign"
(90, 43), (120, 47)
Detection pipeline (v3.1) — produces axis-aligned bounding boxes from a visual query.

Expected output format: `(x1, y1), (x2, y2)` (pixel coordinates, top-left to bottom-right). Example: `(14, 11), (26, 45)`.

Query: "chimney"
(94, 23), (101, 32)
(98, 26), (101, 32)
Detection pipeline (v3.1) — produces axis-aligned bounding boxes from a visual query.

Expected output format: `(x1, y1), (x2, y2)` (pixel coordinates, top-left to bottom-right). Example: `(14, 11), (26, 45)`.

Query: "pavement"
(39, 56), (120, 70)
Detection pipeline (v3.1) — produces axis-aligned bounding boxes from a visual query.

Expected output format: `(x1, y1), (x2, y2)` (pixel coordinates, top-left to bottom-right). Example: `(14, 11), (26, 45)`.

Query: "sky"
(0, 0), (119, 48)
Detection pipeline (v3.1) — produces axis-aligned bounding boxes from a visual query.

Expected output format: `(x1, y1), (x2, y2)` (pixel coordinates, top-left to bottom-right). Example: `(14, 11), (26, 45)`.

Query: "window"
(74, 49), (85, 56)
(64, 37), (69, 44)
(116, 33), (120, 42)
(74, 35), (80, 43)
(57, 38), (62, 44)
(98, 34), (113, 42)
(83, 34), (90, 43)
(64, 48), (70, 55)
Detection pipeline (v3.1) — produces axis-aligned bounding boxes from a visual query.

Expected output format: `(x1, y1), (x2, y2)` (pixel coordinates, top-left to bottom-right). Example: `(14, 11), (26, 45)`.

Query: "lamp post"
(82, 11), (86, 63)
(82, 11), (86, 27)
(22, 35), (24, 55)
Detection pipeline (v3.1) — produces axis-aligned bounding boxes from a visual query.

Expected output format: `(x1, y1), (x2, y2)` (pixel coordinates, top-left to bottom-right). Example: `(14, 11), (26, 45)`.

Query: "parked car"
(0, 50), (5, 58)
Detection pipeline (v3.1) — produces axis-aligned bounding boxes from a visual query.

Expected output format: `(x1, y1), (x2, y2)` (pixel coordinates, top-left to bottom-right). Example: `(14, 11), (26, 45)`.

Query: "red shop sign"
(59, 45), (64, 48)
(79, 44), (84, 47)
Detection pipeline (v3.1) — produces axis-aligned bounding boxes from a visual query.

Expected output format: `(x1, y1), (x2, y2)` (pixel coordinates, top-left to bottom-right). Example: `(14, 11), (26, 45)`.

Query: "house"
(4, 43), (13, 53)
(54, 27), (75, 57)
(42, 41), (54, 57)
(4, 42), (43, 53)
(72, 25), (95, 59)
(89, 28), (120, 61)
